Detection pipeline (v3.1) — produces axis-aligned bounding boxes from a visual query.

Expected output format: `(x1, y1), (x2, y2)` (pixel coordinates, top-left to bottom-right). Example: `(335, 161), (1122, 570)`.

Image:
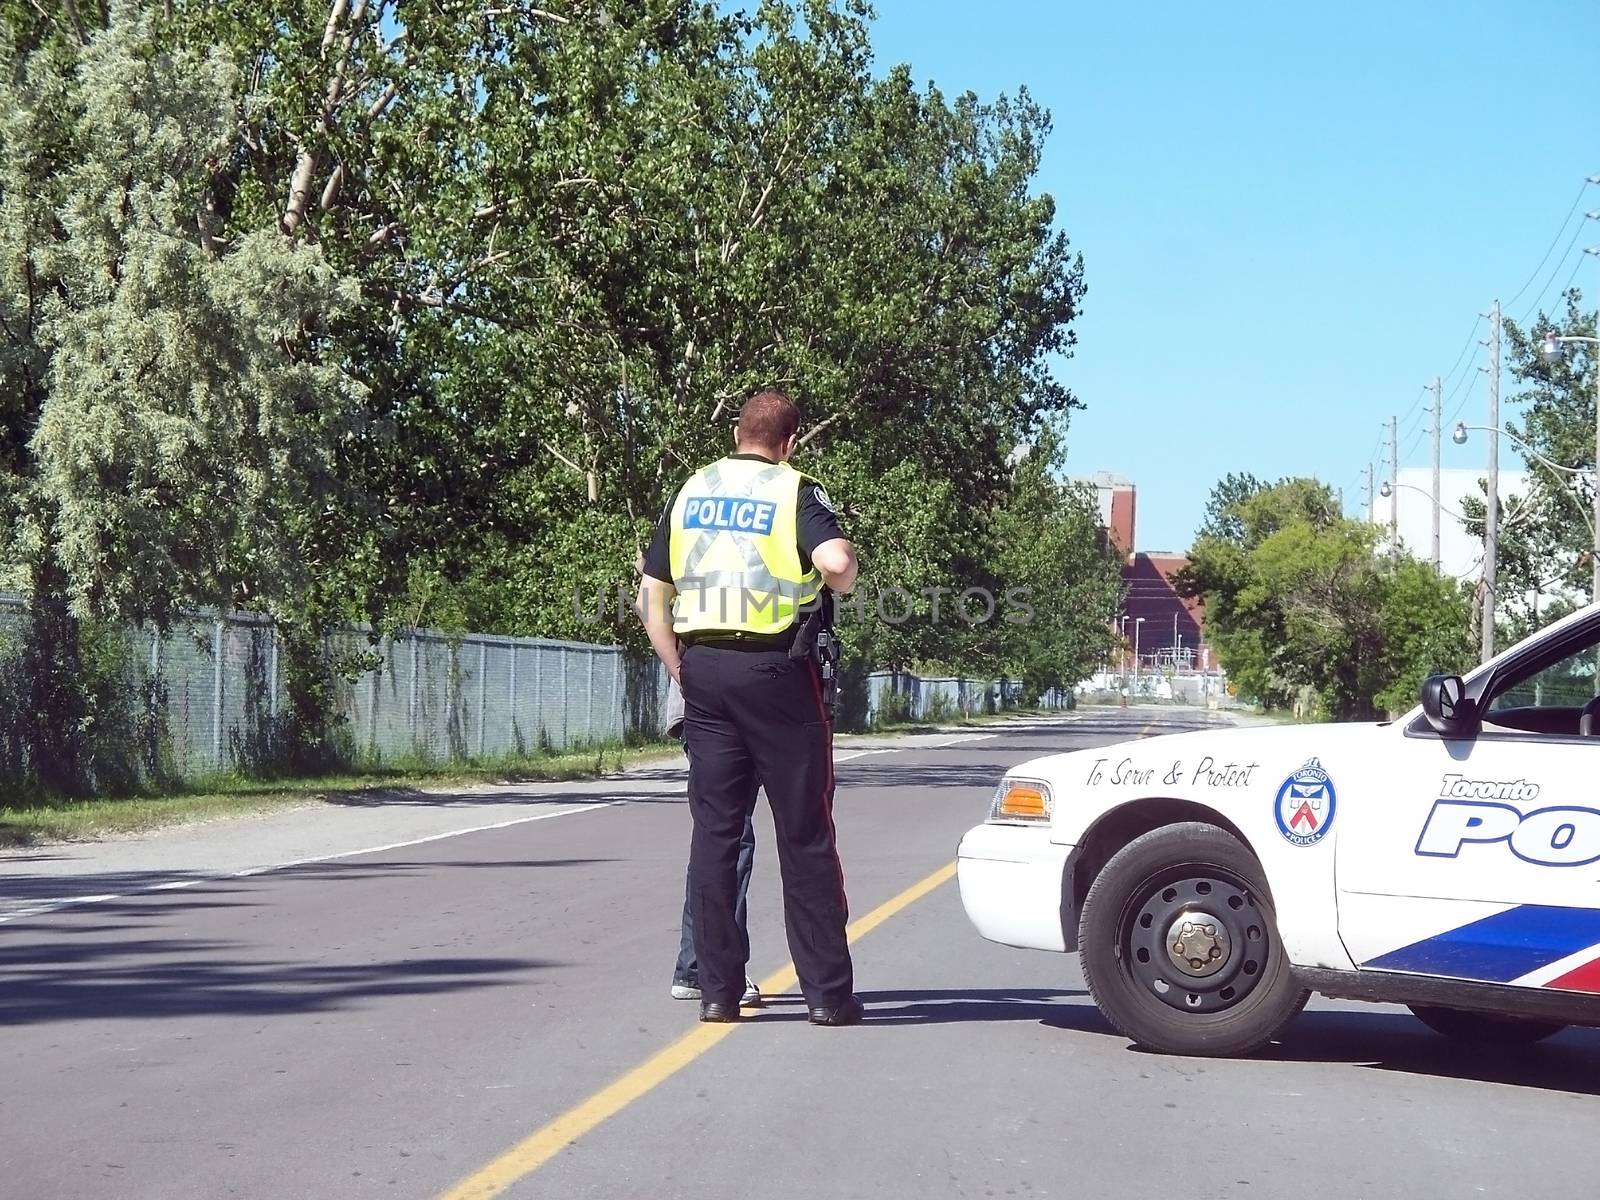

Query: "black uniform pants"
(680, 641), (853, 1009)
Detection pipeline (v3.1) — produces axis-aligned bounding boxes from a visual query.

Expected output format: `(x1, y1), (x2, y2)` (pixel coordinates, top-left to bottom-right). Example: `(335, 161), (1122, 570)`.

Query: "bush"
(874, 687), (916, 727)
(924, 691), (957, 723)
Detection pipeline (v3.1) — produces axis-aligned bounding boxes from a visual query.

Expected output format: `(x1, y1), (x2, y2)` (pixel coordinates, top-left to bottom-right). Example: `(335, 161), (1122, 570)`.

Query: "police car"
(958, 603), (1600, 1056)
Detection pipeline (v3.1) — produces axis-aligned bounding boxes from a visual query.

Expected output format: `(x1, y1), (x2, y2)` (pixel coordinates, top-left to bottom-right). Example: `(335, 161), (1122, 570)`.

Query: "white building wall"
(1365, 466), (1529, 582)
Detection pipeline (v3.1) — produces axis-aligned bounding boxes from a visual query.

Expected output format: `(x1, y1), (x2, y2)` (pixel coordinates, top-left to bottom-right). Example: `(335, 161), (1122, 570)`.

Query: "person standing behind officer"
(637, 389), (862, 1026)
(663, 675), (761, 1009)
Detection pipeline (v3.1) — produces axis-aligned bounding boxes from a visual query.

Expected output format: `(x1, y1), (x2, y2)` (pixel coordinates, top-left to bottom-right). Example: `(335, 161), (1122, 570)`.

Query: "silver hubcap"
(1165, 911), (1231, 978)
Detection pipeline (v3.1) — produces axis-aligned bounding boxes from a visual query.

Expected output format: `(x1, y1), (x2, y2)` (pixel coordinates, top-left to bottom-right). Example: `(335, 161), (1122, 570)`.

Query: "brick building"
(1074, 474), (1212, 672)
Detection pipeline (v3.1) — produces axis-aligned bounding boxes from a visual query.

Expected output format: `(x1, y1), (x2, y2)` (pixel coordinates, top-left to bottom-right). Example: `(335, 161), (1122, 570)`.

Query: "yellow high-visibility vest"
(667, 457), (822, 636)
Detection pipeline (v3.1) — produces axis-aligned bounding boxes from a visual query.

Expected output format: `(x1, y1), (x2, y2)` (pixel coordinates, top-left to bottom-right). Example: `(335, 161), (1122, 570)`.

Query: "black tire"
(1408, 1005), (1565, 1044)
(1079, 822), (1309, 1057)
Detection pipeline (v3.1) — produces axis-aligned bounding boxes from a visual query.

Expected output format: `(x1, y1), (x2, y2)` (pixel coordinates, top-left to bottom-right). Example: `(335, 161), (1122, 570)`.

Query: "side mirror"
(1421, 674), (1479, 739)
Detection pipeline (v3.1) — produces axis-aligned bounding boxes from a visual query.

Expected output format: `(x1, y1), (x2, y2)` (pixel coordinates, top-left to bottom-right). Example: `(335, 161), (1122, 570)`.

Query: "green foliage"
(1375, 558), (1477, 715)
(1475, 289), (1598, 639)
(0, 1), (1098, 793)
(3, 9), (362, 626)
(872, 685), (916, 728)
(985, 426), (1122, 695)
(1195, 472), (1265, 543)
(0, 574), (169, 798)
(1182, 476), (1473, 719)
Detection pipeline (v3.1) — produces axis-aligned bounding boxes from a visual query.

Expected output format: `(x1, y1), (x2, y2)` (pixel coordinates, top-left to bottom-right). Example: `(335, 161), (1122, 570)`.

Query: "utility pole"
(1592, 328), (1600, 612)
(1362, 462), (1374, 522)
(1431, 376), (1442, 574)
(1389, 415), (1399, 554)
(1483, 300), (1501, 662)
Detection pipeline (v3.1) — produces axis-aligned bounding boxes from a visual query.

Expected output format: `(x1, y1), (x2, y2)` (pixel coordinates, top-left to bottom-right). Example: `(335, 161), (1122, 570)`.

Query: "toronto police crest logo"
(1274, 758), (1336, 847)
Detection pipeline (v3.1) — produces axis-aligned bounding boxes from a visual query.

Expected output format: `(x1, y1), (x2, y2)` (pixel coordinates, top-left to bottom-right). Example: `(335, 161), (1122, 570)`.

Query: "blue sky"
(866, 0), (1599, 551)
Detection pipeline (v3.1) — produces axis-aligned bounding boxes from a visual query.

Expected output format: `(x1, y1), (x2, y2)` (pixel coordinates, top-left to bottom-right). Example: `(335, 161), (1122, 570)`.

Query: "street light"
(1380, 477), (1537, 538)
(1454, 422), (1593, 514)
(1483, 322), (1600, 612)
(1133, 617), (1146, 697)
(1376, 479), (1445, 570)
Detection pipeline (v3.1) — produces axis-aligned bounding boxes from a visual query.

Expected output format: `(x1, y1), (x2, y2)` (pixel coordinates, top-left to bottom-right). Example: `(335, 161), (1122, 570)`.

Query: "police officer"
(637, 389), (862, 1026)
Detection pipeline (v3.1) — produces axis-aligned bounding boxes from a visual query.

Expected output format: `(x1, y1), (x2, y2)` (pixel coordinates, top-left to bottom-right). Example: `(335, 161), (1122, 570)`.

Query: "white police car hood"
(1011, 719), (1389, 812)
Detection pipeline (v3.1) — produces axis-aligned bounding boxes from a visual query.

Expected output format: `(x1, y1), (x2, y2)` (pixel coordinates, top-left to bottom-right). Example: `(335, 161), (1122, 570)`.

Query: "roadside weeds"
(0, 742), (684, 848)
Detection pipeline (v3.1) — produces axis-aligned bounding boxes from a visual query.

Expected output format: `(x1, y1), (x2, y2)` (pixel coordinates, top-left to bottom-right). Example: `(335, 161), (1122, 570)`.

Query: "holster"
(789, 596), (840, 715)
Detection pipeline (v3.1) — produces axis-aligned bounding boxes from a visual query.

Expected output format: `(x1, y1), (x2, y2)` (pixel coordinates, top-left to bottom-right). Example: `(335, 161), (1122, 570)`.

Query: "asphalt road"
(3, 709), (1598, 1200)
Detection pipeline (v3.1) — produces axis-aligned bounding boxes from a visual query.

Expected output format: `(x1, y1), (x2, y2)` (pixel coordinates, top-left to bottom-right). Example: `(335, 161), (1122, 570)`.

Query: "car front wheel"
(1079, 822), (1308, 1057)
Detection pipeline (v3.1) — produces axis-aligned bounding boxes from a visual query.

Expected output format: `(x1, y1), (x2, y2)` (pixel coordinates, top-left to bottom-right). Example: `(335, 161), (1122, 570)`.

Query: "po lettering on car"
(1415, 775), (1600, 866)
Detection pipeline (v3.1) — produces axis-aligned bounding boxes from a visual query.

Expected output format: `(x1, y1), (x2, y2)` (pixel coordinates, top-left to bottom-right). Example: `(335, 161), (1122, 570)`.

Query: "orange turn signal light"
(997, 783), (1049, 820)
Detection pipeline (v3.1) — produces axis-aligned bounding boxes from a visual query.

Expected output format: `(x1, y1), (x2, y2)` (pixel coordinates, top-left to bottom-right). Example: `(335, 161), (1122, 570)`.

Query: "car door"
(1336, 624), (1600, 995)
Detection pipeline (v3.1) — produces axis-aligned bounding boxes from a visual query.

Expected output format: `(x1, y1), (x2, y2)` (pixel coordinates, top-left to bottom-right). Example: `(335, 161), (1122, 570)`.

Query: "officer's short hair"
(738, 390), (801, 448)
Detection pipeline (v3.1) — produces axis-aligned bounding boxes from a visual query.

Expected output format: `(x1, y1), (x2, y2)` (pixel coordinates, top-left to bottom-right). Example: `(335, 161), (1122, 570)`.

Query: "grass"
(0, 741), (684, 847)
(1245, 707), (1320, 725)
(0, 707), (1074, 847)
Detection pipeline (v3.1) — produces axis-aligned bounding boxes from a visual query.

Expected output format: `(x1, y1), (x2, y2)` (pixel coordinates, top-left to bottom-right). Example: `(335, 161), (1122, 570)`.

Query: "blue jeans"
(674, 812), (756, 986)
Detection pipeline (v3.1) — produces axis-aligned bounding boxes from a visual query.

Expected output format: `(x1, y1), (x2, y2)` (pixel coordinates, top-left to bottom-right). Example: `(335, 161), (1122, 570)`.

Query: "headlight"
(988, 777), (1053, 824)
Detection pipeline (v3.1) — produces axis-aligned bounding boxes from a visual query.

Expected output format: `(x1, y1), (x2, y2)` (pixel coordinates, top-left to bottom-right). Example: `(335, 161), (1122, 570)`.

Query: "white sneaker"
(671, 978), (760, 1004)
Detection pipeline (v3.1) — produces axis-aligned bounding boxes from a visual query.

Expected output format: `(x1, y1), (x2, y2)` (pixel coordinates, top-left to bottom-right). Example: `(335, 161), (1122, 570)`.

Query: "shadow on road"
(752, 987), (1093, 1025)
(1039, 999), (1600, 1096)
(0, 937), (549, 1025)
(0, 854), (617, 905)
(1263, 1007), (1600, 1096)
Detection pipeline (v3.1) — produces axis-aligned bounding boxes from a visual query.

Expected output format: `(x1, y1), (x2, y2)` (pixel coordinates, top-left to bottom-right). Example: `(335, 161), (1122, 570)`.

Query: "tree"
(1, 0), (1095, 784)
(1494, 287), (1598, 629)
(1195, 472), (1264, 543)
(986, 427), (1122, 698)
(0, 8), (361, 787)
(1375, 558), (1475, 715)
(1180, 475), (1472, 719)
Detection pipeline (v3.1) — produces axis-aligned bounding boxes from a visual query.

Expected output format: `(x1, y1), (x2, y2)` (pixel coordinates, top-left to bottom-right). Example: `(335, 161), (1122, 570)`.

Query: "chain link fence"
(1, 591), (1078, 789)
(863, 670), (1074, 724)
(0, 594), (671, 785)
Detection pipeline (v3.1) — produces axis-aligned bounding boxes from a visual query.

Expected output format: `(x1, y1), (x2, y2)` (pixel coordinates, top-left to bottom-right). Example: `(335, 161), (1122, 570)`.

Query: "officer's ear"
(780, 433), (798, 462)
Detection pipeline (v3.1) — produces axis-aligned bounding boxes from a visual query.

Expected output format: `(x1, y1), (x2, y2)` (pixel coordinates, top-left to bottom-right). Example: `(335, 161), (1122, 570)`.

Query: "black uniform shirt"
(641, 453), (844, 584)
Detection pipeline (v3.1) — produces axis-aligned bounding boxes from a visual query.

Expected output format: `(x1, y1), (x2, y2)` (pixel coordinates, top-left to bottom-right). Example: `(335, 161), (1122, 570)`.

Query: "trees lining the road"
(1178, 476), (1474, 719)
(0, 2), (1116, 790)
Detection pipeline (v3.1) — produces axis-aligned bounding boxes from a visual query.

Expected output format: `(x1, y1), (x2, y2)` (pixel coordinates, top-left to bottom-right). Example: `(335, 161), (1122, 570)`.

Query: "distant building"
(1073, 472), (1214, 673)
(1070, 472), (1136, 558)
(1123, 551), (1210, 671)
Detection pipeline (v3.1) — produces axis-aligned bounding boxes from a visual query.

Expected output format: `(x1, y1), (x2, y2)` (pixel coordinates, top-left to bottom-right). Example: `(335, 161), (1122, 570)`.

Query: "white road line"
(1, 716), (1054, 927)
(834, 749), (893, 762)
(0, 801), (623, 926)
(227, 801), (625, 877)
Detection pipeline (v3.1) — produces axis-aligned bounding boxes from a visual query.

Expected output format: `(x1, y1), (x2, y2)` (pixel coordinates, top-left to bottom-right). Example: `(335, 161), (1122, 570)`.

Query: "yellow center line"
(438, 860), (959, 1200)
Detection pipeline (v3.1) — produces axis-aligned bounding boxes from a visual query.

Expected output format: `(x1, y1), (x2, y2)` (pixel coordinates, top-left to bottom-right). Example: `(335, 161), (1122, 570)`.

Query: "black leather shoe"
(699, 1001), (741, 1023)
(808, 995), (864, 1026)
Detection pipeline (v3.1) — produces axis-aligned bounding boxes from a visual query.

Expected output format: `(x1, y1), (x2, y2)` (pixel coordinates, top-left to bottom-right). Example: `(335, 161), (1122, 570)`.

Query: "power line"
(1517, 216), (1589, 325)
(1400, 404), (1427, 441)
(1442, 349), (1480, 418)
(1401, 424), (1426, 462)
(1505, 179), (1593, 310)
(1398, 384), (1429, 435)
(1446, 364), (1481, 427)
(1550, 249), (1590, 312)
(1440, 315), (1484, 390)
